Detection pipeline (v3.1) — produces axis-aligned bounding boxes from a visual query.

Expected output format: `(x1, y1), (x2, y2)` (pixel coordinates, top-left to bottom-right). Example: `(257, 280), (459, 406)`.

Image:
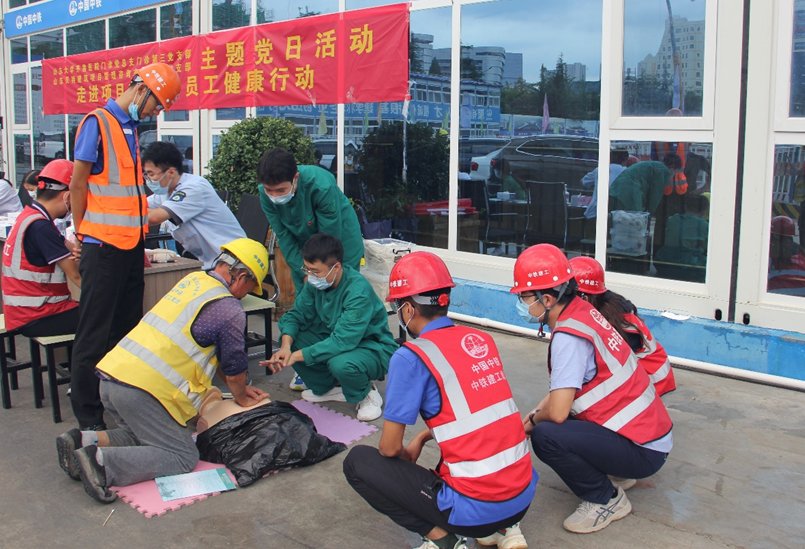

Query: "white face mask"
(307, 263), (337, 290)
(28, 190), (37, 199)
(396, 302), (414, 338)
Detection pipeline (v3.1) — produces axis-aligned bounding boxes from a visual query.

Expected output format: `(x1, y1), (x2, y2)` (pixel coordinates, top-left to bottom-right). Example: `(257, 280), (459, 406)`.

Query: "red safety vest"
(550, 298), (673, 445)
(1, 205), (78, 331)
(75, 107), (147, 249)
(624, 312), (676, 396)
(405, 325), (533, 502)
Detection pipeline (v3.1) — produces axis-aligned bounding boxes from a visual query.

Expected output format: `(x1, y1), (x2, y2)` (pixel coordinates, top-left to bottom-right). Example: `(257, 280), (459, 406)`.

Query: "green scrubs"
(259, 165), (364, 292)
(278, 265), (397, 402)
(608, 161), (672, 213)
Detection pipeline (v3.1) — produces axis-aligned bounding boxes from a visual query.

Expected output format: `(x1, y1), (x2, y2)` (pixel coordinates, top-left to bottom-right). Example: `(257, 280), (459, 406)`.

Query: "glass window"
(67, 114), (85, 160)
(161, 1), (192, 39)
(260, 0), (337, 23)
(213, 0), (250, 31)
(460, 0), (602, 257)
(343, 8), (451, 249)
(790, 1), (805, 116)
(606, 140), (712, 283)
(164, 110), (190, 122)
(161, 135), (195, 173)
(768, 145), (805, 295)
(13, 73), (28, 125)
(11, 38), (28, 64)
(215, 108), (246, 121)
(110, 9), (156, 48)
(67, 20), (105, 55)
(623, 0), (706, 116)
(9, 0), (26, 7)
(14, 135), (32, 180)
(30, 30), (63, 61)
(31, 67), (67, 169)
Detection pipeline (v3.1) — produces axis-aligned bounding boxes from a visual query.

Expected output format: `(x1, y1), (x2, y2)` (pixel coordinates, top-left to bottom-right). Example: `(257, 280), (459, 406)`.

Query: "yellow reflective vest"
(97, 272), (233, 425)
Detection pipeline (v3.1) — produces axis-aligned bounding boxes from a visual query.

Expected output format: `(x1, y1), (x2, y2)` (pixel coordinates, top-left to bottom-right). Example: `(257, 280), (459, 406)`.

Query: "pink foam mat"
(111, 399), (376, 517)
(291, 399), (378, 445)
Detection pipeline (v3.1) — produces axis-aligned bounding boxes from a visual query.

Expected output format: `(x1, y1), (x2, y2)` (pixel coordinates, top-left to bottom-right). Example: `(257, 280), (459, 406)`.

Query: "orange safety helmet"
(569, 256), (606, 295)
(511, 244), (573, 294)
(771, 216), (796, 237)
(37, 159), (74, 190)
(133, 62), (181, 111)
(386, 251), (455, 303)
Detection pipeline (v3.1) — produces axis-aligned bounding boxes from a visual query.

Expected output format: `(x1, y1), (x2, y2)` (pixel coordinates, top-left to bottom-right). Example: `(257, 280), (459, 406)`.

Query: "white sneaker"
(609, 476), (637, 491)
(476, 522), (528, 548)
(301, 386), (346, 403)
(356, 386), (383, 422)
(562, 486), (632, 534)
(414, 536), (468, 549)
(288, 373), (307, 391)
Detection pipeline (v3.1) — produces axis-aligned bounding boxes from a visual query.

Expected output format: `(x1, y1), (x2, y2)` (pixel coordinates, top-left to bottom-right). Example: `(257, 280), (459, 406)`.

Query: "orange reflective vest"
(550, 298), (673, 445)
(623, 312), (676, 396)
(75, 107), (147, 249)
(405, 325), (533, 502)
(657, 142), (688, 195)
(1, 205), (78, 331)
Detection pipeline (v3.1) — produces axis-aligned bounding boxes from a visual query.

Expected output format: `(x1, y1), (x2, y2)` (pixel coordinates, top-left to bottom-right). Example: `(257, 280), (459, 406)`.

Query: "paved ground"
(1, 319), (803, 549)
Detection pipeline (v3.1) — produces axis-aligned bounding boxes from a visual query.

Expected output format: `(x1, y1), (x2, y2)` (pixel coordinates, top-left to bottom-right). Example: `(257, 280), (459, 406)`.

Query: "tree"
(429, 58), (442, 76)
(501, 79), (540, 115)
(207, 117), (315, 211)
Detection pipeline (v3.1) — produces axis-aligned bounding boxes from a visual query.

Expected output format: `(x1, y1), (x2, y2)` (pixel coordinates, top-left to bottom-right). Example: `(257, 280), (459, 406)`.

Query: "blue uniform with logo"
(149, 173), (245, 269)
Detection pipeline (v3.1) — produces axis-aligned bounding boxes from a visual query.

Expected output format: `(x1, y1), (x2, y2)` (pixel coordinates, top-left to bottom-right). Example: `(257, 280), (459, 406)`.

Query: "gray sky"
(345, 0), (707, 82)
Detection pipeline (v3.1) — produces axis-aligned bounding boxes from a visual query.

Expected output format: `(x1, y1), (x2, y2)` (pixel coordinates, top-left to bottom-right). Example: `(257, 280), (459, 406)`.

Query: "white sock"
(95, 448), (104, 466)
(81, 431), (98, 447)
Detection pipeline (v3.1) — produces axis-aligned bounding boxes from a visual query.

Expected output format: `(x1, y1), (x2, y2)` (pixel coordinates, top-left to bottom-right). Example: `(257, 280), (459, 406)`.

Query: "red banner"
(42, 4), (409, 115)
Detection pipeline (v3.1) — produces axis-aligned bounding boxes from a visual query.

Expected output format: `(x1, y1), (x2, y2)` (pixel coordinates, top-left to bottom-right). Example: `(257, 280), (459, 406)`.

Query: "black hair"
(21, 169), (41, 188)
(141, 141), (183, 174)
(257, 148), (297, 185)
(302, 233), (344, 265)
(539, 278), (577, 305)
(36, 183), (66, 201)
(588, 289), (645, 350)
(662, 153), (683, 171)
(610, 149), (629, 165)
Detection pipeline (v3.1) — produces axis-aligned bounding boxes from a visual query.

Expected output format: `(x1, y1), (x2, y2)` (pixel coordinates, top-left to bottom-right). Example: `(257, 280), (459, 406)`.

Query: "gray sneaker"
(476, 522), (528, 548)
(563, 486), (632, 534)
(56, 428), (82, 481)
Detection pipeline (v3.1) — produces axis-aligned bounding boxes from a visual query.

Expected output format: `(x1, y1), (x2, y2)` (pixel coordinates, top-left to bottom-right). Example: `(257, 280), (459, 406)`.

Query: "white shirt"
(0, 179), (23, 215)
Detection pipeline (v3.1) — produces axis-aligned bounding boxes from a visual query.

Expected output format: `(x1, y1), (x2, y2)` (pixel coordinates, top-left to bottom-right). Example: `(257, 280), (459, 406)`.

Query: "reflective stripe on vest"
(407, 337), (525, 479)
(624, 313), (675, 395)
(2, 214), (67, 284)
(97, 273), (231, 425)
(410, 338), (520, 443)
(88, 182), (141, 198)
(558, 317), (640, 416)
(602, 382), (657, 432)
(2, 294), (70, 307)
(649, 359), (672, 385)
(83, 210), (149, 228)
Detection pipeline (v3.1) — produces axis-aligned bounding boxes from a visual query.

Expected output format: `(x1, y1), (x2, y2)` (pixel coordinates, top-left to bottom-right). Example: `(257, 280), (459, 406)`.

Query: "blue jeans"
(531, 419), (668, 504)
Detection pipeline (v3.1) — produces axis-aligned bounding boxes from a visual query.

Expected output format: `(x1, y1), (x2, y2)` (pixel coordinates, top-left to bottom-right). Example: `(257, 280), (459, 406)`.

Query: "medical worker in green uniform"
(261, 233), (396, 422)
(257, 148), (364, 294)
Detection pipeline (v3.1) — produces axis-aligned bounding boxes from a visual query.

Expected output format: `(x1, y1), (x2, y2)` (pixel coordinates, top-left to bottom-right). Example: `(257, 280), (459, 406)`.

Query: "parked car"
(469, 145), (507, 184)
(490, 135), (599, 194)
(312, 139), (360, 174)
(459, 137), (510, 176)
(35, 132), (65, 164)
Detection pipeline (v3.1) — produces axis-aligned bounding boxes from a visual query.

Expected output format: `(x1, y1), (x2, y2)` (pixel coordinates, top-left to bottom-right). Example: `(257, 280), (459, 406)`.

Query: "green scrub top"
(278, 265), (397, 368)
(608, 161), (672, 213)
(259, 165), (364, 291)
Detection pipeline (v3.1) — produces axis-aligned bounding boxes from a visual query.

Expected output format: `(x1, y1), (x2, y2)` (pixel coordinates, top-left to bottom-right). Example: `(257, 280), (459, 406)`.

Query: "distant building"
(503, 52), (523, 86)
(565, 62), (587, 82)
(636, 16), (705, 95)
(411, 33), (435, 74)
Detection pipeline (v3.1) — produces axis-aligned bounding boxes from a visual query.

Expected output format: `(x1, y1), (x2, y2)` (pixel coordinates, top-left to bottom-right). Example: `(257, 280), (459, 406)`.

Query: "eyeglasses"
(300, 263), (336, 277)
(144, 170), (165, 181)
(517, 292), (540, 305)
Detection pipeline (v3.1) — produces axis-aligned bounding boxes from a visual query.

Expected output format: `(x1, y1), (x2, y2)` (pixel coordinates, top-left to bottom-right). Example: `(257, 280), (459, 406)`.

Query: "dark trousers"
(343, 445), (529, 539)
(70, 241), (144, 428)
(531, 419), (668, 504)
(19, 306), (79, 337)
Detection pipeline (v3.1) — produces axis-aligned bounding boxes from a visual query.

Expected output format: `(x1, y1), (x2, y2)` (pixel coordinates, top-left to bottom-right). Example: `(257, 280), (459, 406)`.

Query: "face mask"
(128, 102), (140, 122)
(28, 190), (37, 199)
(268, 190), (294, 205)
(308, 264), (336, 291)
(516, 298), (543, 324)
(146, 180), (167, 195)
(397, 302), (414, 338)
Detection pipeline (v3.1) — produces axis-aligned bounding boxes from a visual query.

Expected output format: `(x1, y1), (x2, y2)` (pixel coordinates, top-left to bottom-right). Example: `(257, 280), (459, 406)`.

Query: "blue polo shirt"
(384, 317), (537, 527)
(73, 99), (140, 245)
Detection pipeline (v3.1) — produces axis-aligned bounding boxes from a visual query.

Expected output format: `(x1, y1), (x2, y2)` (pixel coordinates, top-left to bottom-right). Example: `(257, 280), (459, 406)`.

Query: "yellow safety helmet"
(219, 238), (269, 296)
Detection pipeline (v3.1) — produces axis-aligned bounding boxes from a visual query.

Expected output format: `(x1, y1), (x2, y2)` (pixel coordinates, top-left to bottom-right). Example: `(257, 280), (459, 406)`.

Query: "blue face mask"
(128, 102), (140, 122)
(307, 264), (336, 291)
(516, 298), (542, 324)
(268, 191), (294, 205)
(146, 180), (167, 195)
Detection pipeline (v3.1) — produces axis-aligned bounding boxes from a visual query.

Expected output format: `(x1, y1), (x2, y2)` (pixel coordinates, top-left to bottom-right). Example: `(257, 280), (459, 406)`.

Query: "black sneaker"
(75, 445), (116, 504)
(56, 428), (82, 481)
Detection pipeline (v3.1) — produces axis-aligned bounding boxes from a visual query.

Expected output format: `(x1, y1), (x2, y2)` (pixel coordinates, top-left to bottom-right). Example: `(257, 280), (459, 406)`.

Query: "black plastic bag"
(196, 401), (346, 487)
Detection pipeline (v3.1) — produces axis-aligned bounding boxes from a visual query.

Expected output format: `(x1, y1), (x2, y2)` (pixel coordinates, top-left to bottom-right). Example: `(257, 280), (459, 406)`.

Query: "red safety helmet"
(134, 62), (181, 111)
(386, 251), (455, 302)
(569, 256), (606, 295)
(771, 216), (796, 237)
(37, 159), (74, 190)
(511, 244), (573, 294)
